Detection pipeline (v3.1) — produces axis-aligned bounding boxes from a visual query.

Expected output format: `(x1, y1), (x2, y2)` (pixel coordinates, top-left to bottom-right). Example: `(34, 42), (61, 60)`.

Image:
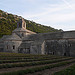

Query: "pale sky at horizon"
(0, 0), (75, 31)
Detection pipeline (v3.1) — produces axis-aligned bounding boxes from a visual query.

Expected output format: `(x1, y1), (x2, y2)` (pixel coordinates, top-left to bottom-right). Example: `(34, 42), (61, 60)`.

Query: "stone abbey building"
(0, 18), (75, 57)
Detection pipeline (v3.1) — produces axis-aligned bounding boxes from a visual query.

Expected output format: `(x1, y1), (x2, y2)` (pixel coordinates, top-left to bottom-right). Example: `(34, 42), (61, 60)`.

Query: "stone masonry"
(0, 18), (75, 57)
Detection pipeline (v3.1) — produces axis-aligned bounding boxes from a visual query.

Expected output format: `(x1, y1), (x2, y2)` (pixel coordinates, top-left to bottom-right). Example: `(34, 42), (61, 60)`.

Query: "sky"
(0, 0), (75, 31)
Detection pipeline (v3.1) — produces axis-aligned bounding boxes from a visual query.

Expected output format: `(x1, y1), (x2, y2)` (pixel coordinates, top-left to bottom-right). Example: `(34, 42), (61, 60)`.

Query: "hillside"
(0, 10), (62, 38)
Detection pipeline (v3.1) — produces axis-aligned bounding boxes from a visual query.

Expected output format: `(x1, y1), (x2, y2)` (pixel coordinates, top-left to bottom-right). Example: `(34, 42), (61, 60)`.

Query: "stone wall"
(4, 40), (22, 53)
(31, 31), (75, 56)
(1, 27), (75, 57)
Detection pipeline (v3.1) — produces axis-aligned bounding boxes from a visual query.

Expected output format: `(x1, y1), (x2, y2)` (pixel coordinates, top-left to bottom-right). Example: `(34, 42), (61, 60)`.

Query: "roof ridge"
(5, 33), (22, 40)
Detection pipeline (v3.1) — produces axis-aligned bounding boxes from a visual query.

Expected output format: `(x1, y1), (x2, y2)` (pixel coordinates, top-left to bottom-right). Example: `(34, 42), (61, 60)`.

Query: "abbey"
(0, 18), (75, 57)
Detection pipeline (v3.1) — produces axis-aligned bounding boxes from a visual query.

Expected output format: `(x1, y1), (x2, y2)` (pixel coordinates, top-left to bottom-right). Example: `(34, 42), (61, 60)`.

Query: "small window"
(13, 45), (15, 49)
(53, 52), (54, 55)
(64, 53), (66, 56)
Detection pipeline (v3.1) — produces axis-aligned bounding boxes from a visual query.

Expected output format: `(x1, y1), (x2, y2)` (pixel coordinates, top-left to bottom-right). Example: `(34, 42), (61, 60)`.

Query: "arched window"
(64, 53), (66, 56)
(53, 52), (54, 55)
(13, 45), (15, 49)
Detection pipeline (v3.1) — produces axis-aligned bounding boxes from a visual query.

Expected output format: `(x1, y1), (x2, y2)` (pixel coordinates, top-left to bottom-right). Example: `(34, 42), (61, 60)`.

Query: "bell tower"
(17, 18), (26, 29)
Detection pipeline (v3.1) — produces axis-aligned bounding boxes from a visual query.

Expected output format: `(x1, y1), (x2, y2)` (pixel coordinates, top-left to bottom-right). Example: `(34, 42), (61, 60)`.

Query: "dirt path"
(0, 59), (75, 74)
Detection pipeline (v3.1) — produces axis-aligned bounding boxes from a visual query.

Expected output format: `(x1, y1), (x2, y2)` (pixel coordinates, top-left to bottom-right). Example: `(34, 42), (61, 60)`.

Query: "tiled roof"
(5, 33), (22, 41)
(13, 28), (36, 34)
(0, 35), (10, 42)
(19, 43), (30, 48)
